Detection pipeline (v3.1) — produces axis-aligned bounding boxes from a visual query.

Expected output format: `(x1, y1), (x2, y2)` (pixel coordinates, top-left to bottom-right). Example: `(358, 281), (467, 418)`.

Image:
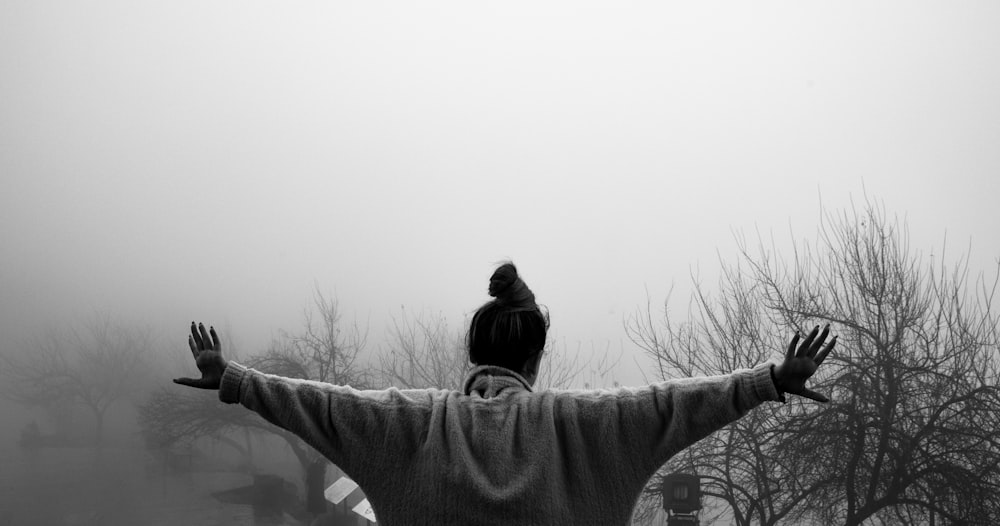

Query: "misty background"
(1, 1), (999, 525)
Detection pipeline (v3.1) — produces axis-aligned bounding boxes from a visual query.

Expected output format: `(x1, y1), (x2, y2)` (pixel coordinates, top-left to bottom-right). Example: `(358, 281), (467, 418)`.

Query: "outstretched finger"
(797, 325), (819, 358)
(173, 377), (203, 388)
(198, 323), (213, 351)
(808, 325), (831, 358)
(188, 335), (198, 357)
(209, 326), (221, 352)
(814, 336), (837, 366)
(191, 322), (204, 350)
(800, 388), (830, 403)
(785, 332), (800, 362)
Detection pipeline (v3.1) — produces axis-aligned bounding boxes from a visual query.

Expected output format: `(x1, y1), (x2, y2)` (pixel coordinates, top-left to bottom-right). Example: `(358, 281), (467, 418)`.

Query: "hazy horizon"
(3, 1), (999, 387)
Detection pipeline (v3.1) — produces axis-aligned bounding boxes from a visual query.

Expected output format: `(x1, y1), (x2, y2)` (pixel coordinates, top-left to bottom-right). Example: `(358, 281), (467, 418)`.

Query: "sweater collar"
(462, 365), (534, 398)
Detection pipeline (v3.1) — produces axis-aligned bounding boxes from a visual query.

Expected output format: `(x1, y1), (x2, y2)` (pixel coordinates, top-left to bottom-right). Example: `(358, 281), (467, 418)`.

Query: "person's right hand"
(773, 324), (836, 402)
(174, 322), (228, 390)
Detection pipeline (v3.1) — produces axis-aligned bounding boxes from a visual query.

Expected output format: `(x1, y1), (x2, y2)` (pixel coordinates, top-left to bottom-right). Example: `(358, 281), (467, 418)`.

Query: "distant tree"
(628, 199), (1000, 525)
(379, 308), (468, 390)
(138, 386), (271, 469)
(0, 314), (151, 445)
(627, 279), (826, 526)
(774, 203), (1000, 525)
(139, 288), (370, 513)
(253, 288), (371, 388)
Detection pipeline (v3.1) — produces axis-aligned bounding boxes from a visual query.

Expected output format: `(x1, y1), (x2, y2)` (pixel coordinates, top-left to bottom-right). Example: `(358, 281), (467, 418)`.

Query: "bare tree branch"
(628, 197), (1000, 525)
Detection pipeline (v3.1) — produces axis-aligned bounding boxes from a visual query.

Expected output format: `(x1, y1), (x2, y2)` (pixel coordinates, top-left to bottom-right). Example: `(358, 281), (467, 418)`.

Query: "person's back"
(218, 347), (784, 524)
(385, 365), (779, 525)
(176, 262), (835, 525)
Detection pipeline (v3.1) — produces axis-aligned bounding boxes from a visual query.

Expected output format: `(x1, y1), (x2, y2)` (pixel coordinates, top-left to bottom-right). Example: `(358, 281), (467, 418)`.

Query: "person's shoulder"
(532, 386), (638, 411)
(329, 385), (452, 410)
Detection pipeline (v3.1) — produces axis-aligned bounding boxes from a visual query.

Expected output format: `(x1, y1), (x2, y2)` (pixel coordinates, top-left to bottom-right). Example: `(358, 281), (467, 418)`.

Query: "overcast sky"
(2, 1), (998, 385)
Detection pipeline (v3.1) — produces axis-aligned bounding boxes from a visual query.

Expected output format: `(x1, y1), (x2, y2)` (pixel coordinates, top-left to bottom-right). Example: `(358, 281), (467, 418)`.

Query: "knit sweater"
(219, 361), (782, 525)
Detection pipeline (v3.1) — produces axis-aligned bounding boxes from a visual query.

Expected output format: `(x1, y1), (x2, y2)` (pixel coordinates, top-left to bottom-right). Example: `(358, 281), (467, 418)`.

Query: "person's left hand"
(173, 322), (228, 390)
(773, 324), (836, 402)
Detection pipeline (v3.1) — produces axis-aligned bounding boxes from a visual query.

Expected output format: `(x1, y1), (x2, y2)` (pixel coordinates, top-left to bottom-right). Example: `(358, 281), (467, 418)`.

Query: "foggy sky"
(2, 1), (998, 385)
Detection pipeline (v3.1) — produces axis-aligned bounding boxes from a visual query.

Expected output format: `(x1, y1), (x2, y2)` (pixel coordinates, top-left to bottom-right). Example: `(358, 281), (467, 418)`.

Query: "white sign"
(352, 498), (377, 523)
(324, 476), (359, 504)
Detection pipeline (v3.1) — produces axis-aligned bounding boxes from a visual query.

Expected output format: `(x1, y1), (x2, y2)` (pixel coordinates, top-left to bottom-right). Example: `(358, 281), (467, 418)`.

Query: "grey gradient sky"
(2, 1), (998, 385)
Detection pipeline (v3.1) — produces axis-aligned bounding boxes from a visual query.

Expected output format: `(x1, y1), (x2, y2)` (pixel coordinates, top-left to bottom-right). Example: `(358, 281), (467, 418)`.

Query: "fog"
(2, 1), (999, 525)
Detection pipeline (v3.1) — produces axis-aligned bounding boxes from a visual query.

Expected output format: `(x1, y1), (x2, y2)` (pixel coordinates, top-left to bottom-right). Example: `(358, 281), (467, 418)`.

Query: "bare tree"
(379, 307), (468, 390)
(252, 288), (371, 387)
(139, 288), (371, 514)
(627, 277), (827, 526)
(628, 198), (1000, 525)
(138, 328), (260, 467)
(138, 386), (275, 469)
(768, 202), (1000, 525)
(537, 338), (621, 390)
(0, 313), (151, 445)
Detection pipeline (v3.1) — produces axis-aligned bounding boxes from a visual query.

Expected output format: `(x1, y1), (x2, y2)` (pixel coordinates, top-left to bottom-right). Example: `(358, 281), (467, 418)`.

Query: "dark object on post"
(662, 473), (702, 513)
(662, 473), (701, 526)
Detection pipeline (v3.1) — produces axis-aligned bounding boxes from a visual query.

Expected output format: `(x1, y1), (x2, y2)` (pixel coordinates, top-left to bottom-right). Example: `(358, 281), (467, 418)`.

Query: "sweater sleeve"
(218, 362), (433, 480)
(585, 362), (782, 480)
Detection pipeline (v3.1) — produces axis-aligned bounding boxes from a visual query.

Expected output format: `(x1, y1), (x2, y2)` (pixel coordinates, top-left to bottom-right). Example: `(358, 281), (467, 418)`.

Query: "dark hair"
(467, 262), (549, 372)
